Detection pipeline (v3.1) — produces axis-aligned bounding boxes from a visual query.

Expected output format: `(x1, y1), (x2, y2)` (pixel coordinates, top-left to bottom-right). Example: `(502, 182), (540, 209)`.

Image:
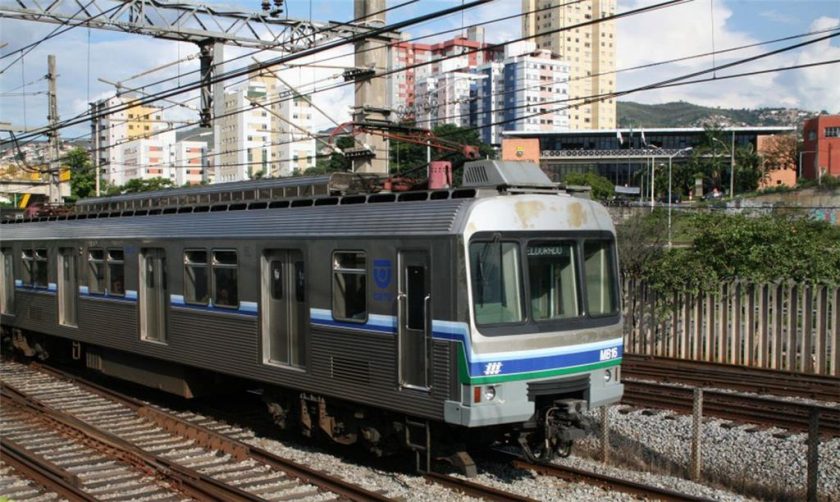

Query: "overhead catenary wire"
(3, 0), (495, 145)
(19, 0), (812, 173)
(4, 0), (680, 146)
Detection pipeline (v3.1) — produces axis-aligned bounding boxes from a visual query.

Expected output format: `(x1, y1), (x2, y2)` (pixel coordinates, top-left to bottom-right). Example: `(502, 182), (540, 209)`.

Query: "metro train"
(0, 160), (624, 474)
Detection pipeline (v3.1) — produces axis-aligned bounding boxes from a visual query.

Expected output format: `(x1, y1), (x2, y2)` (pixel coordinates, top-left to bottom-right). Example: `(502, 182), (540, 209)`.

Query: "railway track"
(0, 360), (392, 502)
(622, 379), (840, 436)
(622, 354), (840, 402)
(490, 450), (713, 502)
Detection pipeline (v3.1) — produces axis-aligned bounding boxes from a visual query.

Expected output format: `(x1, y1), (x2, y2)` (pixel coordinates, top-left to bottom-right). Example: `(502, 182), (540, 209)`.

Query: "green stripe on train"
(456, 344), (622, 385)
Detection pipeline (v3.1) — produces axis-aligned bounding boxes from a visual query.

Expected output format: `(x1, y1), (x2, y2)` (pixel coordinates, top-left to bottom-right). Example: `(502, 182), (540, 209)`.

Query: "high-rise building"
(473, 45), (570, 145)
(93, 96), (167, 186)
(521, 0), (616, 130)
(414, 71), (477, 129)
(216, 72), (315, 182)
(389, 32), (503, 121)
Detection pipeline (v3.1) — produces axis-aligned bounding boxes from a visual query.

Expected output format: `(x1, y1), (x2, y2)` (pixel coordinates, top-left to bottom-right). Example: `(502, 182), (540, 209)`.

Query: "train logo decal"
(373, 259), (392, 289)
(483, 362), (503, 375)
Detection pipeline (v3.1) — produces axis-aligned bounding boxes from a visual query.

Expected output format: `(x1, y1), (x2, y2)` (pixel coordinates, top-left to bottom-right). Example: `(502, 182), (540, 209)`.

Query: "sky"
(1, 0), (839, 140)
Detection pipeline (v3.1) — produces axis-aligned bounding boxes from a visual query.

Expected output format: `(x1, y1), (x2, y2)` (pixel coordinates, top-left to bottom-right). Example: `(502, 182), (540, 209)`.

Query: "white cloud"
(616, 0), (840, 113)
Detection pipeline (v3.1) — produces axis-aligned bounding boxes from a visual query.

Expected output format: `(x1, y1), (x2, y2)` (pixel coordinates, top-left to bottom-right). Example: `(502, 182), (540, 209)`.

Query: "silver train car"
(0, 160), (623, 472)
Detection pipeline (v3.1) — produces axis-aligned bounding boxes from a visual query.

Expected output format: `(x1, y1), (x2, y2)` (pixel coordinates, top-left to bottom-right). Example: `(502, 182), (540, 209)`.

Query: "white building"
(118, 130), (176, 184)
(216, 73), (316, 182)
(170, 140), (207, 186)
(472, 47), (570, 145)
(93, 96), (167, 187)
(414, 71), (477, 129)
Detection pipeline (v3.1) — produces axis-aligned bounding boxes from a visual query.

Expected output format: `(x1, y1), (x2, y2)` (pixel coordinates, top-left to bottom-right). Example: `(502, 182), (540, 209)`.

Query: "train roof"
(1, 197), (475, 241)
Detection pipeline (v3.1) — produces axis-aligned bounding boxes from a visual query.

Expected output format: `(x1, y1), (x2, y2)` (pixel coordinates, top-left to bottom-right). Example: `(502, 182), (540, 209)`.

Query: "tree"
(389, 124), (495, 177)
(563, 171), (614, 200)
(65, 147), (97, 201)
(760, 134), (797, 178)
(313, 135), (355, 174)
(108, 177), (174, 194)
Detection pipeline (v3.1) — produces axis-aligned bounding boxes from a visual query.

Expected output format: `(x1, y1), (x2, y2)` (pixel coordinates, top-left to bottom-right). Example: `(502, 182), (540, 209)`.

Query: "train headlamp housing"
(484, 385), (496, 401)
(604, 369), (612, 382)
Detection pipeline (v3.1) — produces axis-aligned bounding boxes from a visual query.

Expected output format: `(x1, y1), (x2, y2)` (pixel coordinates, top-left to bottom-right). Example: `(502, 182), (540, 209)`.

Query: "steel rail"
(622, 354), (840, 402)
(623, 380), (840, 436)
(27, 362), (394, 502)
(0, 436), (91, 502)
(1, 383), (267, 502)
(424, 471), (538, 502)
(510, 458), (715, 502)
(490, 449), (712, 502)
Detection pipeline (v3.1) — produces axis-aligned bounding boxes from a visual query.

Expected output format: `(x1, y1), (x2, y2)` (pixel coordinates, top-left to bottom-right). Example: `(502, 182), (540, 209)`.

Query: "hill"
(617, 101), (820, 129)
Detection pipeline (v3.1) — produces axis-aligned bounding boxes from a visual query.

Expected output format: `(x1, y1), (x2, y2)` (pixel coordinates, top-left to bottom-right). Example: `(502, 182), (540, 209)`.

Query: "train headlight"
(604, 369), (612, 382)
(484, 385), (496, 401)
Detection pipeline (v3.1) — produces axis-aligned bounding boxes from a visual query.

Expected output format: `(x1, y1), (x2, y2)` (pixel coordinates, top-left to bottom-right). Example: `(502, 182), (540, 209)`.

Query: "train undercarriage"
(3, 328), (593, 476)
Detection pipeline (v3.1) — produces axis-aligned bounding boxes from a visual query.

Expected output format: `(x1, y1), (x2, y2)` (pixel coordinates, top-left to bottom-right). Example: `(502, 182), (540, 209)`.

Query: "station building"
(501, 127), (796, 192)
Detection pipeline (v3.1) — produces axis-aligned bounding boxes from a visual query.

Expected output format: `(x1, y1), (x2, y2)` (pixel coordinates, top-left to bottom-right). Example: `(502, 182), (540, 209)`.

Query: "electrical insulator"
(261, 0), (270, 12)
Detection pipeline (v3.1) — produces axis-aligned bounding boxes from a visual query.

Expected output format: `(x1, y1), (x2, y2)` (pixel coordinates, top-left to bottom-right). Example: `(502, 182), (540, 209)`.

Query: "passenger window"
(212, 250), (238, 308)
(184, 250), (209, 304)
(88, 248), (106, 293)
(332, 251), (366, 322)
(108, 249), (125, 296)
(33, 248), (48, 288)
(583, 240), (618, 316)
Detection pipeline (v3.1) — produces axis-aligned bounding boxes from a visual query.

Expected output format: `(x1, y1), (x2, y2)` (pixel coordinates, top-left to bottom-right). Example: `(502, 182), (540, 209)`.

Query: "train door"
(58, 248), (78, 327)
(261, 250), (307, 368)
(140, 248), (167, 342)
(398, 250), (431, 389)
(0, 248), (13, 315)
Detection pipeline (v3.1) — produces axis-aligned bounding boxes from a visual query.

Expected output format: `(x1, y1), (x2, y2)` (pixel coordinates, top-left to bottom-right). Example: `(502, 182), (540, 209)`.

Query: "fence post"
(705, 292), (714, 362)
(815, 286), (827, 375)
(756, 283), (769, 368)
(600, 405), (610, 464)
(690, 388), (703, 481)
(669, 293), (679, 358)
(773, 283), (784, 370)
(806, 407), (820, 502)
(833, 287), (840, 376)
(745, 283), (756, 367)
(717, 284), (728, 363)
(802, 285), (813, 373)
(731, 282), (742, 365)
(786, 284), (798, 371)
(693, 295), (702, 360)
(681, 294), (691, 359)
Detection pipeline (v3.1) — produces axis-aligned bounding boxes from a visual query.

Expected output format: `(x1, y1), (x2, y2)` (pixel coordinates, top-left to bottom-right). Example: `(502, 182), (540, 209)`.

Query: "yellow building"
(125, 101), (163, 140)
(521, 0), (617, 130)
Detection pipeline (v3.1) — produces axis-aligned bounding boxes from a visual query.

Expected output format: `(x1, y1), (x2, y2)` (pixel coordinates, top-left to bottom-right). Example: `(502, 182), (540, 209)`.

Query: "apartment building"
(390, 28), (503, 120)
(216, 73), (315, 182)
(521, 0), (616, 129)
(414, 71), (477, 129)
(93, 96), (167, 186)
(473, 44), (570, 145)
(171, 141), (207, 186)
(118, 130), (176, 184)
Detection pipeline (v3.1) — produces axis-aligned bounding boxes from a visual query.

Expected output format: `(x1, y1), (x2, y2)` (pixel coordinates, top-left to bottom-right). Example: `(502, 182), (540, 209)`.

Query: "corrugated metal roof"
(77, 176), (332, 205)
(3, 199), (474, 240)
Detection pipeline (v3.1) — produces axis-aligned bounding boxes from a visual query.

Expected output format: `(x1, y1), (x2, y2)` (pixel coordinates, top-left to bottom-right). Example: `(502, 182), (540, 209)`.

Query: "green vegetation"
(65, 147), (99, 201)
(617, 101), (801, 128)
(562, 171), (614, 200)
(309, 135), (355, 175)
(389, 124), (495, 177)
(107, 177), (173, 194)
(620, 212), (840, 296)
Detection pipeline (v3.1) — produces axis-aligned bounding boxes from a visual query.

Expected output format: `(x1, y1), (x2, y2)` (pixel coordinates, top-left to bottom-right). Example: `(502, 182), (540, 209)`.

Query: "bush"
(563, 171), (615, 200)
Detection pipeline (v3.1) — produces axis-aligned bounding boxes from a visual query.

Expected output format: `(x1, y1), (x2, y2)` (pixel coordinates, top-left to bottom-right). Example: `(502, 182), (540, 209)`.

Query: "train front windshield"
(469, 237), (618, 328)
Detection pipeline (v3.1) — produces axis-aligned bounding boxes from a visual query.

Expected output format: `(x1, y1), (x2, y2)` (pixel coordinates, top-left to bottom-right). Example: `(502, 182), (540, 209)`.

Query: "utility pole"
(46, 54), (61, 203)
(351, 0), (390, 174)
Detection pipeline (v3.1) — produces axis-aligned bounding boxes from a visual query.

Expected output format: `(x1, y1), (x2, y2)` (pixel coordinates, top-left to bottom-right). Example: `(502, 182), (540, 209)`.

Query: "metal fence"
(623, 279), (840, 375)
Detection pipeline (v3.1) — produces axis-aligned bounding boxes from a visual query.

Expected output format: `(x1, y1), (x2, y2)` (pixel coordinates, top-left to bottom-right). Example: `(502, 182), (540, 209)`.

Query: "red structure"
(802, 115), (840, 180)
